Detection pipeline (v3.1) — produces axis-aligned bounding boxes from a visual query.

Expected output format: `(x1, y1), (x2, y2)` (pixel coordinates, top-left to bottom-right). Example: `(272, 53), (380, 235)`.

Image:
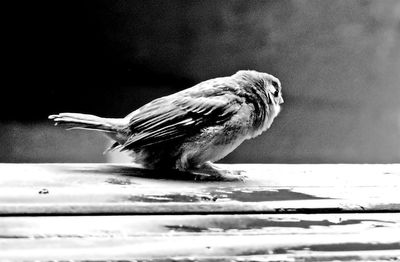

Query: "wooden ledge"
(1, 213), (400, 260)
(1, 164), (400, 260)
(1, 163), (399, 215)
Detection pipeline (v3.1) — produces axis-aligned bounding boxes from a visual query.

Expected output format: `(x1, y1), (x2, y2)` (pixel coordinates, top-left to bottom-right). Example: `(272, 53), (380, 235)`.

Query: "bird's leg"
(189, 161), (247, 181)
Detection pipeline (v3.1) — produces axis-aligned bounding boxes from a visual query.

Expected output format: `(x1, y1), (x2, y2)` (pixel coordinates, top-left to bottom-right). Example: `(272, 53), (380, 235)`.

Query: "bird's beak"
(279, 96), (284, 104)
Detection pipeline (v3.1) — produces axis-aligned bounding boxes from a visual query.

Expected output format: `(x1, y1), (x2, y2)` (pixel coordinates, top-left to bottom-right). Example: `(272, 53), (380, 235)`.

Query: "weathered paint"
(1, 164), (400, 260)
(0, 164), (400, 214)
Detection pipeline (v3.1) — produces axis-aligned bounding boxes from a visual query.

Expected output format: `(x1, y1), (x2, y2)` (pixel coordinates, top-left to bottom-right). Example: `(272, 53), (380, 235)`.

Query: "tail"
(48, 113), (126, 133)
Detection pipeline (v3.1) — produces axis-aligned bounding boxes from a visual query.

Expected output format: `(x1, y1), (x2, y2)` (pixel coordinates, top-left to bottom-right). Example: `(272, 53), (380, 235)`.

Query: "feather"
(120, 85), (244, 150)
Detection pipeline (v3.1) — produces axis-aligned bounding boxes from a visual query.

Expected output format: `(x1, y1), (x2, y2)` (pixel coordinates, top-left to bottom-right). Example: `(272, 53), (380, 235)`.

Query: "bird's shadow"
(64, 164), (241, 183)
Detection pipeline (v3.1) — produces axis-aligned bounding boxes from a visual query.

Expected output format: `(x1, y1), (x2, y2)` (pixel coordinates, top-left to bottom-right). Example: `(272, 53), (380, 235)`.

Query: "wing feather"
(121, 89), (242, 150)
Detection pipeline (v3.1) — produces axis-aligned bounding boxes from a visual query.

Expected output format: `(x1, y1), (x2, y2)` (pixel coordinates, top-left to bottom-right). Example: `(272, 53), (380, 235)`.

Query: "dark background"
(2, 0), (399, 163)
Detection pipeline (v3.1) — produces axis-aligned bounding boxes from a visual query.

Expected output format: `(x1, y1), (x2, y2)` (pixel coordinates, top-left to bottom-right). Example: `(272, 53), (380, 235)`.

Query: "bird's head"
(234, 70), (284, 106)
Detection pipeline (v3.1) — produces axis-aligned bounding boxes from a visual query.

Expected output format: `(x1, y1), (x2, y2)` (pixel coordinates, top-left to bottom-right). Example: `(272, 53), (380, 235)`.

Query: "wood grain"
(0, 164), (399, 214)
(1, 164), (400, 261)
(1, 214), (400, 261)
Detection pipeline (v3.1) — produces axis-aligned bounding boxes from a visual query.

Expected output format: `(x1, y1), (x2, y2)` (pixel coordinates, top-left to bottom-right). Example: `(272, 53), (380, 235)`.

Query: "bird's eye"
(271, 81), (280, 97)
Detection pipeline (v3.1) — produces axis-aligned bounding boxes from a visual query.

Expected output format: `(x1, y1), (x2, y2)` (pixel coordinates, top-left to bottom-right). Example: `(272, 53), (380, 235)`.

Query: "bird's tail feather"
(48, 113), (124, 133)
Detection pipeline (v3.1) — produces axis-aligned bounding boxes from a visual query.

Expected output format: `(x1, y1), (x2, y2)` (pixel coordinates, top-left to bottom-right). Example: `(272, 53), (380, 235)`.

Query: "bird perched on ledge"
(49, 70), (284, 180)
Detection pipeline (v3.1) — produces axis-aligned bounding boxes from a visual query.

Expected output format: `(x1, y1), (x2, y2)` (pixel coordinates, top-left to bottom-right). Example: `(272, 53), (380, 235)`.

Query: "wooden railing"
(1, 164), (400, 261)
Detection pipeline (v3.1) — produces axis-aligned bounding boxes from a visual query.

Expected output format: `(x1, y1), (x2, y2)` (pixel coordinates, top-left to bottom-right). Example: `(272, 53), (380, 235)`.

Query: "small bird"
(49, 70), (283, 180)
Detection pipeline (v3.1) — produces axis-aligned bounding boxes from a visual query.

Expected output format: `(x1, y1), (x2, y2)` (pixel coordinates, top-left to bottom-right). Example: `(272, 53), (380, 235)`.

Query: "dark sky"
(3, 0), (400, 163)
(5, 1), (195, 120)
(6, 1), (400, 117)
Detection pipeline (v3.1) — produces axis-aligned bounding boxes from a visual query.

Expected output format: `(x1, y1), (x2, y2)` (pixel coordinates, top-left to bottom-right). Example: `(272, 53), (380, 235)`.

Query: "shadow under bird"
(49, 70), (284, 180)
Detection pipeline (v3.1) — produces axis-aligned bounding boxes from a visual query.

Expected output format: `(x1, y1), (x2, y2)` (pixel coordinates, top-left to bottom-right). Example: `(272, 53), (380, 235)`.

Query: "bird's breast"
(250, 103), (280, 138)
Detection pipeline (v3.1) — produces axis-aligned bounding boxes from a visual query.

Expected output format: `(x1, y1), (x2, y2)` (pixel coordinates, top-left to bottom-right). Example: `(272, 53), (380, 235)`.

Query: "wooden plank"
(0, 164), (399, 214)
(1, 214), (400, 261)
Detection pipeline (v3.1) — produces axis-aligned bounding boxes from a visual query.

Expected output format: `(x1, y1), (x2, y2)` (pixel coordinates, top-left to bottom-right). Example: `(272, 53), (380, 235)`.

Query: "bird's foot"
(189, 162), (247, 182)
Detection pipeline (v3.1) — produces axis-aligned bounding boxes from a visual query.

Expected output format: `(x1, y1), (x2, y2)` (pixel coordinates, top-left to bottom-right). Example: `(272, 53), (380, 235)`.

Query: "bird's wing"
(121, 91), (243, 150)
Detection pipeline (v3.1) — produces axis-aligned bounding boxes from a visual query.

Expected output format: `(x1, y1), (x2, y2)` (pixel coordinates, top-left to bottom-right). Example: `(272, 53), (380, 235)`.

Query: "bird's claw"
(190, 168), (248, 182)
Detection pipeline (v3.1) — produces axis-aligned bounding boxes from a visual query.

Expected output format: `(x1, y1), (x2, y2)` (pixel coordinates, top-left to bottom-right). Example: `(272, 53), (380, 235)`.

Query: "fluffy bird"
(49, 70), (283, 180)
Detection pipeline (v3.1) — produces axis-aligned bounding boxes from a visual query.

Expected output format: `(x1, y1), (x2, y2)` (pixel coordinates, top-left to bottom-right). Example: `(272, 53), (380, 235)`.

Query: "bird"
(49, 70), (284, 180)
